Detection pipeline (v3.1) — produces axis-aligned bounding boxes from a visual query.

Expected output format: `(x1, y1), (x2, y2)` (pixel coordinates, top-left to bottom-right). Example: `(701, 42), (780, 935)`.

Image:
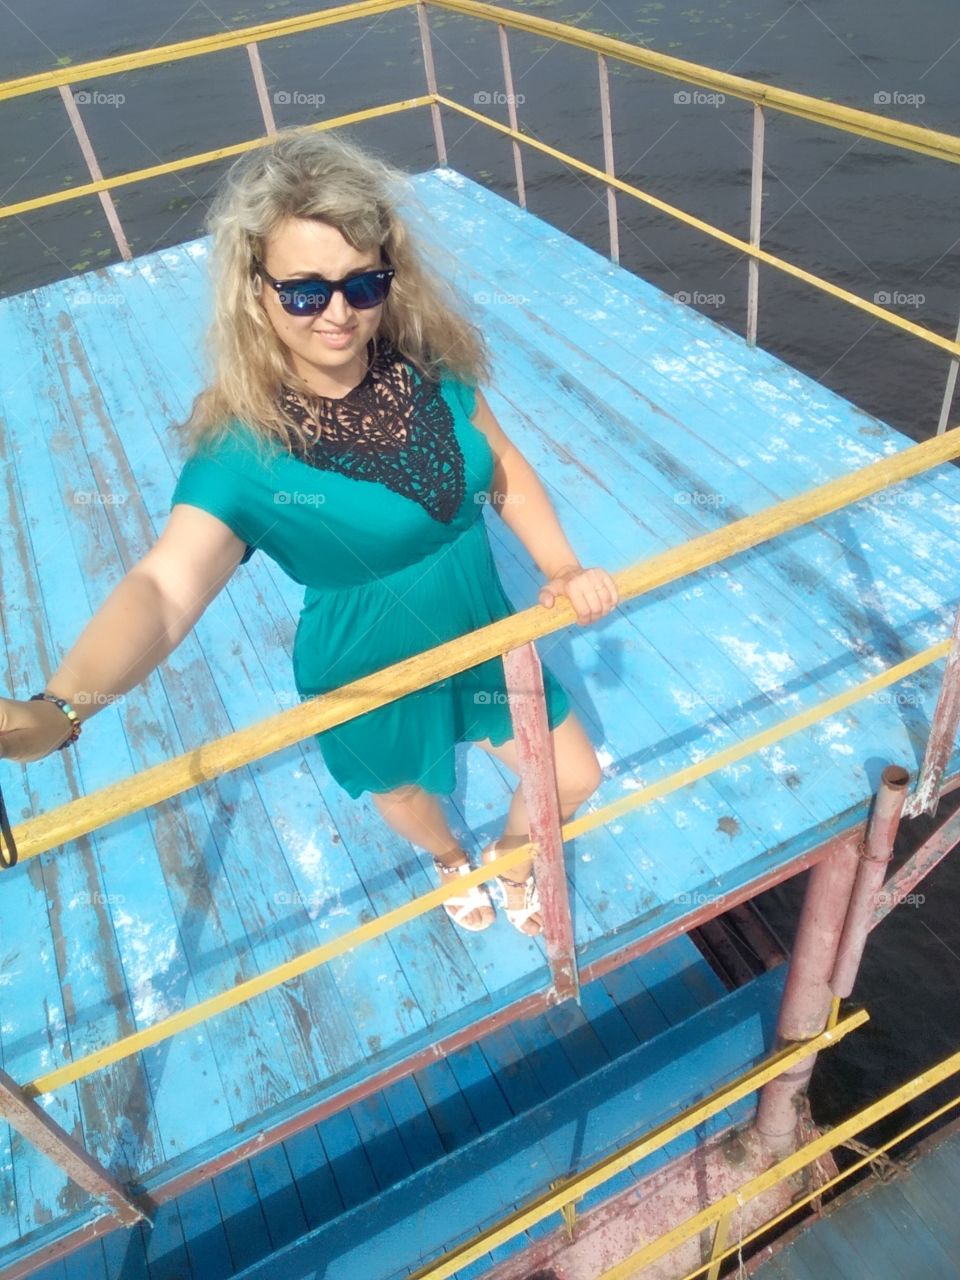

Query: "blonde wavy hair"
(177, 126), (492, 459)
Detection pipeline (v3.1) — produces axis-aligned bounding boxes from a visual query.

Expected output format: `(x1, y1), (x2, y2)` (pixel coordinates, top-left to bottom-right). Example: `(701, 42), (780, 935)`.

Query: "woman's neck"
(290, 338), (374, 400)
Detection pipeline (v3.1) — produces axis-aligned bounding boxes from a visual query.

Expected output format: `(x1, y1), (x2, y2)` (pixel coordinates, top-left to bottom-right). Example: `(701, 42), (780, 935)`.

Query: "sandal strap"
(491, 872), (541, 923)
(433, 858), (494, 919)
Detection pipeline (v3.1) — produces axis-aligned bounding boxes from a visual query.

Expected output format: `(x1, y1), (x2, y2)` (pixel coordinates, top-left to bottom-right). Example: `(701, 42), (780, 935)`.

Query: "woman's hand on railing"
(0, 696), (73, 762)
(538, 564), (620, 625)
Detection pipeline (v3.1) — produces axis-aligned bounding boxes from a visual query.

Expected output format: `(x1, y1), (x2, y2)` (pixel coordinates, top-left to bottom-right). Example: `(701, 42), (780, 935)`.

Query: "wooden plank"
(422, 183), (960, 870)
(281, 1126), (343, 1232)
(246, 1144), (307, 1253)
(0, 295), (163, 1236)
(210, 1163), (272, 1273)
(54, 271), (366, 1100)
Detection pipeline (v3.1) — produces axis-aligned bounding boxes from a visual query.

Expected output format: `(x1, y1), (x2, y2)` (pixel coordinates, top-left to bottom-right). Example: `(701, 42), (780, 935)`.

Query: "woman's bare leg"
(473, 709), (603, 934)
(370, 783), (494, 929)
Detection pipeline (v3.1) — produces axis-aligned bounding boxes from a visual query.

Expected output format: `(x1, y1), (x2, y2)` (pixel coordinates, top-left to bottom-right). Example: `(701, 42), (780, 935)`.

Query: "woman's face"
(257, 216), (385, 392)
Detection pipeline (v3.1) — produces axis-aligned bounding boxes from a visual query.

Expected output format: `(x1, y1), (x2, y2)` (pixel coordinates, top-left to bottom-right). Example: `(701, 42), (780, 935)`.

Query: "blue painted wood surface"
(753, 1124), (960, 1279)
(29, 964), (781, 1280)
(1, 165), (957, 1265)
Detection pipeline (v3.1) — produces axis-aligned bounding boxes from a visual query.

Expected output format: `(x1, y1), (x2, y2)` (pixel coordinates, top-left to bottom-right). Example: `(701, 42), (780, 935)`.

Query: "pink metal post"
(754, 825), (862, 1151)
(58, 85), (132, 261)
(246, 42), (277, 135)
(497, 24), (526, 210)
(905, 601), (960, 818)
(597, 53), (619, 265)
(0, 1068), (152, 1226)
(756, 765), (908, 1152)
(502, 641), (579, 1004)
(831, 764), (910, 995)
(417, 1), (447, 167)
(872, 799), (960, 928)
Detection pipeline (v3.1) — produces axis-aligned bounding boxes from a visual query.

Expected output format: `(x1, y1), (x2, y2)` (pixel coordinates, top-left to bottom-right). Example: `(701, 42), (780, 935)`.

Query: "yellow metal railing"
(409, 1032), (960, 1280)
(15, 428), (960, 1099)
(1, 1), (959, 361)
(400, 1009), (869, 1280)
(1, 0), (959, 1232)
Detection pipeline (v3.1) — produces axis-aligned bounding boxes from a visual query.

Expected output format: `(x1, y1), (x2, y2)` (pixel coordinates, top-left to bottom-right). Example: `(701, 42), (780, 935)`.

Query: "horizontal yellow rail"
(1, 0), (956, 168)
(399, 1011), (871, 1280)
(6, 96), (956, 367)
(437, 93), (960, 362)
(601, 1042), (960, 1277)
(431, 0), (960, 165)
(20, 634), (936, 1096)
(679, 1089), (960, 1280)
(0, 98), (431, 221)
(7, 427), (960, 869)
(0, 0), (408, 103)
(21, 837), (527, 1096)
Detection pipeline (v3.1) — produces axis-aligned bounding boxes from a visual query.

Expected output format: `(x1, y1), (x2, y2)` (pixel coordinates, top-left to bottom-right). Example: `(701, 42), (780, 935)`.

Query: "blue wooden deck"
(22, 962), (785, 1280)
(753, 1120), (960, 1279)
(1, 164), (958, 1271)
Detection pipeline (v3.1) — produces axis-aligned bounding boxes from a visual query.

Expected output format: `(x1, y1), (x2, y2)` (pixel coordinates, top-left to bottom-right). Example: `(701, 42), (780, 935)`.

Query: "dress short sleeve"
(170, 449), (257, 565)
(448, 376), (478, 423)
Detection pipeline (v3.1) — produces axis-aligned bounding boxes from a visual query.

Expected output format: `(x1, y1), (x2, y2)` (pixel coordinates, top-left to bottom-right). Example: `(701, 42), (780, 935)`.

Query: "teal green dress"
(169, 335), (571, 799)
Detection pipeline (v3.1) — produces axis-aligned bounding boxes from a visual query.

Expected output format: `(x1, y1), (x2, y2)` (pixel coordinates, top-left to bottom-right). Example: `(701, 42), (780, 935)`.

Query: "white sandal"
(432, 856), (496, 932)
(481, 841), (543, 935)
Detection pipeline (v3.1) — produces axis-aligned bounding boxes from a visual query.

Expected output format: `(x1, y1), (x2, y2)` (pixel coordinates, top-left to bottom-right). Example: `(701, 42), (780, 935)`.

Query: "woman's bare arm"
(0, 504), (250, 761)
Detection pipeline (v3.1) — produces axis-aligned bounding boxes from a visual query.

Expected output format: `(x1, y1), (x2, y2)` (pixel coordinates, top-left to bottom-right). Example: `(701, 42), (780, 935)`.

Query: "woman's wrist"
(543, 560), (583, 580)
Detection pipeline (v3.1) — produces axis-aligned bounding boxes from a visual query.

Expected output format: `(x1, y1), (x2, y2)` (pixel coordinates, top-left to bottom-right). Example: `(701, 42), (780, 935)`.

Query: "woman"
(0, 128), (619, 936)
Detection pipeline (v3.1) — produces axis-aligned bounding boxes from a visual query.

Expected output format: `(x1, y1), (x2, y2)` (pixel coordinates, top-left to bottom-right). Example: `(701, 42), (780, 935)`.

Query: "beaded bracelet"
(30, 692), (82, 749)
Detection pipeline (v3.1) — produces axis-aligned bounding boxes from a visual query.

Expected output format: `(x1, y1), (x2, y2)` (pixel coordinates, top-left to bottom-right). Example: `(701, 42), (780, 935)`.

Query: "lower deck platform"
(1, 165), (958, 1268)
(753, 1116), (960, 1279)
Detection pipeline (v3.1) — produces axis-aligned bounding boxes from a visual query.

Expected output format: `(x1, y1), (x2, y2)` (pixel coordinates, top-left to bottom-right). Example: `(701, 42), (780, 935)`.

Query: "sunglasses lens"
(343, 270), (394, 310)
(278, 282), (332, 316)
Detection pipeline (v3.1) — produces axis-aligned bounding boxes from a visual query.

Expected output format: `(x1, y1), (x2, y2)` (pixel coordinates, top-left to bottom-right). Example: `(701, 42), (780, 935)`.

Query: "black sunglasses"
(255, 258), (395, 317)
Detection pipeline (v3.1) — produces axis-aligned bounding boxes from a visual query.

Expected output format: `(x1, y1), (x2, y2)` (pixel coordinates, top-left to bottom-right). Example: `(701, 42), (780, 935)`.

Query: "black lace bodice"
(279, 335), (466, 524)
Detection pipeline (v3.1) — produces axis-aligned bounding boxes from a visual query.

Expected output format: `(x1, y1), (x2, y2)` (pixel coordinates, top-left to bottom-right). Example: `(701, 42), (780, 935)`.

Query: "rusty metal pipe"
(754, 818), (863, 1150)
(832, 764), (910, 995)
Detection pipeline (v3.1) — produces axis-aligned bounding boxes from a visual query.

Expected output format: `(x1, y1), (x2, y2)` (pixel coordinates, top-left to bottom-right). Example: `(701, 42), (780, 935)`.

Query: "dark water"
(2, 0), (959, 1135)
